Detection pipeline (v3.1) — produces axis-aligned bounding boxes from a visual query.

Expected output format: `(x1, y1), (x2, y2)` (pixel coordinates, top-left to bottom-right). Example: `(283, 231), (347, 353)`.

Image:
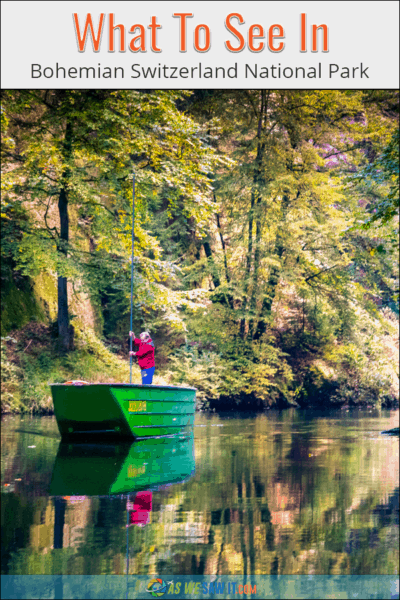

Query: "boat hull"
(50, 383), (196, 440)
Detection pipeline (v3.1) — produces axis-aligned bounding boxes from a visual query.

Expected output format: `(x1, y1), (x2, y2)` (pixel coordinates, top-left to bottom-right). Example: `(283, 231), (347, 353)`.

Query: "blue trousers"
(141, 366), (155, 385)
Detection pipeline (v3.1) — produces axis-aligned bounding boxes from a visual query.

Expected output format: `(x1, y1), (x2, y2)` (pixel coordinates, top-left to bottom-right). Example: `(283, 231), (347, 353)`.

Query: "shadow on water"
(11, 428), (60, 439)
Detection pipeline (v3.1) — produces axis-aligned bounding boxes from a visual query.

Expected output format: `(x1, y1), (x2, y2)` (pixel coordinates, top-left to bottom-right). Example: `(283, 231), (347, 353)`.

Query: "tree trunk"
(57, 276), (70, 349)
(239, 192), (254, 339)
(57, 120), (73, 351)
(247, 206), (262, 339)
(247, 90), (267, 339)
(57, 187), (72, 350)
(215, 212), (230, 284)
(253, 115), (298, 341)
(253, 259), (282, 340)
(215, 212), (234, 309)
(203, 240), (221, 289)
(254, 195), (288, 340)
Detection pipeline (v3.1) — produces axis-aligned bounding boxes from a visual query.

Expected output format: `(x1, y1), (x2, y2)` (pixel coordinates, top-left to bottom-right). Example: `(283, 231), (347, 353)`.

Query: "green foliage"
(166, 338), (294, 408)
(220, 340), (294, 405)
(1, 90), (223, 345)
(324, 307), (399, 405)
(184, 90), (398, 335)
(1, 338), (23, 412)
(165, 345), (228, 408)
(1, 89), (398, 410)
(0, 260), (46, 336)
(347, 127), (399, 227)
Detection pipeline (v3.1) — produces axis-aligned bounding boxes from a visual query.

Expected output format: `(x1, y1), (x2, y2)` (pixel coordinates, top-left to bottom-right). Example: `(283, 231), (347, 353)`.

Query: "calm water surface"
(1, 409), (399, 576)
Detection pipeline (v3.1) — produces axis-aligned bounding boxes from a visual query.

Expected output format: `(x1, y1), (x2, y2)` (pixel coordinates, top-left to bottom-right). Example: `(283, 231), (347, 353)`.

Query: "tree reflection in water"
(1, 410), (399, 576)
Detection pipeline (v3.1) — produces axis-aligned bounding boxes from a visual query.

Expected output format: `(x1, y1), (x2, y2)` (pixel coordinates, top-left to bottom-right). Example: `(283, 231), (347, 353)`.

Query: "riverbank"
(2, 321), (398, 414)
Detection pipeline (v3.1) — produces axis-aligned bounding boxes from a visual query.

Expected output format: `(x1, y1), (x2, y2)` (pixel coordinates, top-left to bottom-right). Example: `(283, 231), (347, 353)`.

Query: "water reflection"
(48, 436), (196, 581)
(50, 435), (195, 496)
(1, 410), (399, 576)
(373, 487), (399, 527)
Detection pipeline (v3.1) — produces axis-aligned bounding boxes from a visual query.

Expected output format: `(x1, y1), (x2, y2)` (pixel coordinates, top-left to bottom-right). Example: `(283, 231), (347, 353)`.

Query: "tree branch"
(304, 264), (340, 282)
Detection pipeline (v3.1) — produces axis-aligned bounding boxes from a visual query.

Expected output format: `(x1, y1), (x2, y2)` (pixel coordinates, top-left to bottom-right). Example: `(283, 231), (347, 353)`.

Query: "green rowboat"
(50, 383), (196, 440)
(381, 427), (400, 436)
(49, 434), (195, 496)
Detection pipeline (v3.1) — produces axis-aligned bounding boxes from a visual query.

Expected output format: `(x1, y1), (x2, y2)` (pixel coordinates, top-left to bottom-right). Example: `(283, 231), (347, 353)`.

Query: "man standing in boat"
(129, 331), (155, 384)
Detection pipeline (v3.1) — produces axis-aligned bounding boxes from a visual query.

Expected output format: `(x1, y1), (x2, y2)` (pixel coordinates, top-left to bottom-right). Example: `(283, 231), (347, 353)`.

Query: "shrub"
(164, 339), (294, 410)
(1, 338), (24, 412)
(324, 307), (399, 405)
(164, 345), (227, 409)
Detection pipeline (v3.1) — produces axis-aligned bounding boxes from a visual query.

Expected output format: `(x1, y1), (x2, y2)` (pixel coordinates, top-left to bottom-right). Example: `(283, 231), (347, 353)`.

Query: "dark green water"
(1, 409), (399, 576)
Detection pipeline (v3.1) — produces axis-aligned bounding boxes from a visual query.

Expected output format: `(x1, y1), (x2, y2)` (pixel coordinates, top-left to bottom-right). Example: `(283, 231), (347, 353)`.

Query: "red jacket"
(133, 337), (155, 369)
(128, 491), (152, 526)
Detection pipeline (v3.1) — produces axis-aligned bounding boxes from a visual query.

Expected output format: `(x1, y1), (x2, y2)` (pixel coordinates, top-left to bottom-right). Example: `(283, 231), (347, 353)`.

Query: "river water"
(1, 409), (399, 577)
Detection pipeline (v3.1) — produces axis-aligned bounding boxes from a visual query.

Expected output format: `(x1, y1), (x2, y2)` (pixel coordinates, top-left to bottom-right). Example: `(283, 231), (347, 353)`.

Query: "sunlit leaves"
(1, 90), (223, 326)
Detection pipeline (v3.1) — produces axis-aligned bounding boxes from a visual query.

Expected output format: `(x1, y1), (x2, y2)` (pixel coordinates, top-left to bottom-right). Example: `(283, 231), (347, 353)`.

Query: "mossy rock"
(32, 272), (58, 322)
(1, 262), (46, 335)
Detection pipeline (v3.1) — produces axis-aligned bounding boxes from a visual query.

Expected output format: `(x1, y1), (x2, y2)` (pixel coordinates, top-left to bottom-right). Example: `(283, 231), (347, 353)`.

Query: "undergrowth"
(1, 306), (398, 414)
(0, 323), (141, 414)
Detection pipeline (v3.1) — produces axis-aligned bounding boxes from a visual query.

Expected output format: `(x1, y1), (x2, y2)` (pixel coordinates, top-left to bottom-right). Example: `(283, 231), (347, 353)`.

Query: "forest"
(1, 89), (399, 413)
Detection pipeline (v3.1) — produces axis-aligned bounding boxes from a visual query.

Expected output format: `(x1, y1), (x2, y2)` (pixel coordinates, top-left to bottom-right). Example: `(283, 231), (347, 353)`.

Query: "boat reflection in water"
(50, 432), (195, 566)
(50, 434), (195, 497)
(48, 433), (195, 590)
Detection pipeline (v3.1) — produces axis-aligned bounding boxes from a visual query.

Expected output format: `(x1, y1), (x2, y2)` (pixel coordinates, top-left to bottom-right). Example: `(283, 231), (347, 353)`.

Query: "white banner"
(1, 0), (399, 88)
